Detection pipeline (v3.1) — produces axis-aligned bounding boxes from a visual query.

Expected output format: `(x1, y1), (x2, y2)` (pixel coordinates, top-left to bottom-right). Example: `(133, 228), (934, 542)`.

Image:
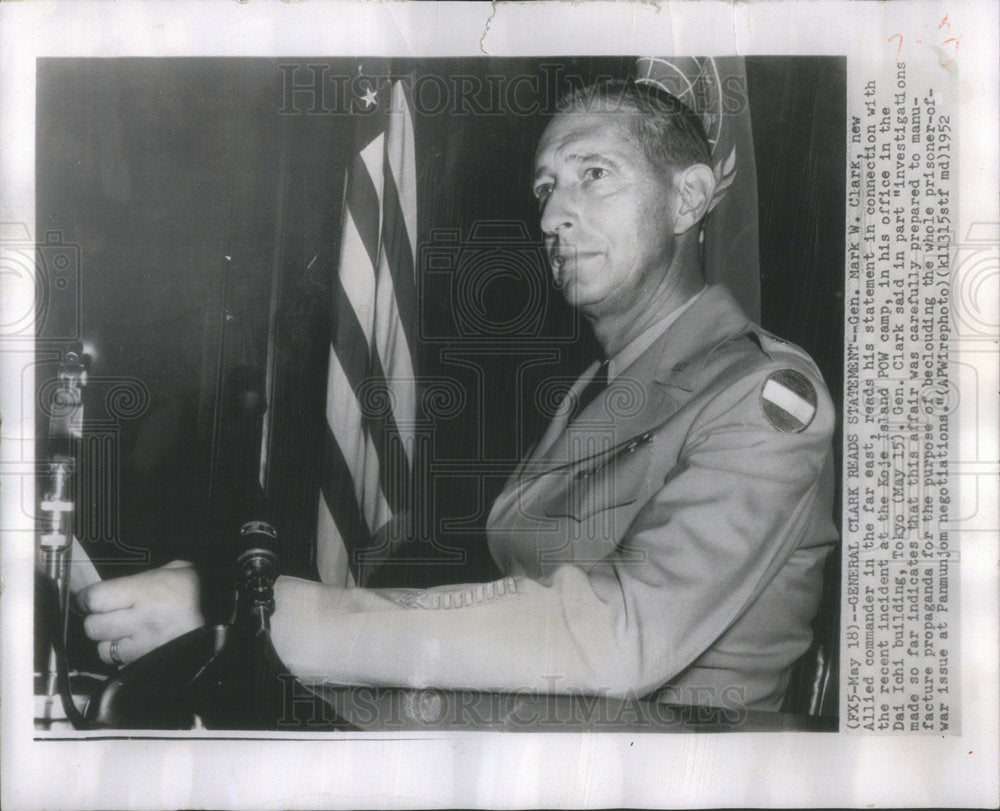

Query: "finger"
(76, 578), (139, 614)
(68, 537), (101, 593)
(97, 637), (135, 668)
(83, 607), (137, 642)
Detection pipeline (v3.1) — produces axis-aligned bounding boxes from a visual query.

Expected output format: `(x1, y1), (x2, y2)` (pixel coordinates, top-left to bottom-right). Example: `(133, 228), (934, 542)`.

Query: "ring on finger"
(109, 638), (125, 666)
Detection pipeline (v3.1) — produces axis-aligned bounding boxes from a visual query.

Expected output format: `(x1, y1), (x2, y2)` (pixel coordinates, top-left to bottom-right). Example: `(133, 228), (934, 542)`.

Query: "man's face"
(533, 110), (681, 320)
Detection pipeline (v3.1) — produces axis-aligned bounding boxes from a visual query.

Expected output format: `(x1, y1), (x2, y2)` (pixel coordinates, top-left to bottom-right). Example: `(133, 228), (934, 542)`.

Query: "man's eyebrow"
(533, 151), (622, 180)
(533, 164), (552, 182)
(566, 152), (623, 170)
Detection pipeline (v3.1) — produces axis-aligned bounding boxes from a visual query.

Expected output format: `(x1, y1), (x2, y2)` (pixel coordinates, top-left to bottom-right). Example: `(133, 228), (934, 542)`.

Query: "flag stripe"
(329, 282), (411, 516)
(346, 148), (383, 269)
(364, 353), (412, 516)
(373, 257), (416, 466)
(331, 275), (372, 390)
(386, 82), (418, 255)
(359, 132), (385, 208)
(324, 348), (367, 508)
(337, 214), (377, 344)
(380, 166), (419, 345)
(374, 82), (420, 462)
(324, 345), (395, 525)
(316, 497), (355, 587)
(319, 423), (374, 576)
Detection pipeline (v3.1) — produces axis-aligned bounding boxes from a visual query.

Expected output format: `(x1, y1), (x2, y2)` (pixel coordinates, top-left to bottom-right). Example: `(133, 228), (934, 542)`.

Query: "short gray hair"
(555, 79), (712, 176)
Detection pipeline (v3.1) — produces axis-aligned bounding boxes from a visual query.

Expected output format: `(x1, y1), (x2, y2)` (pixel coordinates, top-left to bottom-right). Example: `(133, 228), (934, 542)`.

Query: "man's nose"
(539, 187), (576, 238)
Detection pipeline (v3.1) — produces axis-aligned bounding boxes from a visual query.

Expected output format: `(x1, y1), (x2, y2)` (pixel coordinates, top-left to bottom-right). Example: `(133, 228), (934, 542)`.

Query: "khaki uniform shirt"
(274, 284), (838, 712)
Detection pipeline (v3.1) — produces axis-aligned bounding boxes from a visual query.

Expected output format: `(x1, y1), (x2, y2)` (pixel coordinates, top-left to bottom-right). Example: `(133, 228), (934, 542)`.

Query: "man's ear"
(673, 164), (716, 235)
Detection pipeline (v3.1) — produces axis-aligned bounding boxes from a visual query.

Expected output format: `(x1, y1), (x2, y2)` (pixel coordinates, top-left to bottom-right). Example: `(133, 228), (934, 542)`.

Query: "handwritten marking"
(888, 15), (962, 67)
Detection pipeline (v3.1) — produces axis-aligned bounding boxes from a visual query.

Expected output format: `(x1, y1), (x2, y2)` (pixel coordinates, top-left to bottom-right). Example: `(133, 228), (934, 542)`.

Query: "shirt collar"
(607, 286), (707, 381)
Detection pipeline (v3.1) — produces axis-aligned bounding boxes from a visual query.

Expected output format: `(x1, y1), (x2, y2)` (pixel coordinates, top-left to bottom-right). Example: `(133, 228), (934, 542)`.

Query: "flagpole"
(258, 126), (290, 493)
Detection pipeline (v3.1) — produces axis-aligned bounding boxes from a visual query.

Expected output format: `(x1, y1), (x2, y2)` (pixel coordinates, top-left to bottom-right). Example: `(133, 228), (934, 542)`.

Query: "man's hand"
(77, 560), (204, 667)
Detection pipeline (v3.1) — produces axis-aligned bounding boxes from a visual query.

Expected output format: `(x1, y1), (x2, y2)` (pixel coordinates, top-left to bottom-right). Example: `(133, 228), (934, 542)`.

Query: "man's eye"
(533, 182), (554, 201)
(583, 167), (608, 181)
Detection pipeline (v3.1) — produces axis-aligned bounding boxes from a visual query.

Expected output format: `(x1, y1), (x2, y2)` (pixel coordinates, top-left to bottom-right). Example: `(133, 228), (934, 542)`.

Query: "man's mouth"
(550, 253), (569, 286)
(550, 249), (596, 284)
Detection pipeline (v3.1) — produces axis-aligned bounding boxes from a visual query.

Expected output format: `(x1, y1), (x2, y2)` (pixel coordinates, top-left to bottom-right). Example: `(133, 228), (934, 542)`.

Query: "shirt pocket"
(543, 432), (655, 522)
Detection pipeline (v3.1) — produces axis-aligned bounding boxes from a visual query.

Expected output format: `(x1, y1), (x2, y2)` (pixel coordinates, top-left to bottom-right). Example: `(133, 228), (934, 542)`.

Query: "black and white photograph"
(1, 2), (997, 809)
(31, 54), (845, 733)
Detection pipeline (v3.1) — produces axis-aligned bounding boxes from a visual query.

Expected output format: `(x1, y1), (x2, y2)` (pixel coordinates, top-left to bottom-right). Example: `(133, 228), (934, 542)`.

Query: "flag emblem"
(634, 55), (761, 321)
(760, 369), (817, 432)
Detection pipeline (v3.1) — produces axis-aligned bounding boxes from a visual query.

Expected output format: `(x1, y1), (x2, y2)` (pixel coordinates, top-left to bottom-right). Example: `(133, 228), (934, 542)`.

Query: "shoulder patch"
(761, 369), (817, 432)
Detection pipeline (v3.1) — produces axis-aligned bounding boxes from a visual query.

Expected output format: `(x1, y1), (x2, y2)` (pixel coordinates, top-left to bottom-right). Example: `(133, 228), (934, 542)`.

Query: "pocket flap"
(543, 432), (655, 521)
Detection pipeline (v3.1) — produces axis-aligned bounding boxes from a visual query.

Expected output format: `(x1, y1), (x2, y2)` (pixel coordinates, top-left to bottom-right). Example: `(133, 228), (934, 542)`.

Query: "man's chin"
(557, 282), (598, 313)
(555, 277), (577, 303)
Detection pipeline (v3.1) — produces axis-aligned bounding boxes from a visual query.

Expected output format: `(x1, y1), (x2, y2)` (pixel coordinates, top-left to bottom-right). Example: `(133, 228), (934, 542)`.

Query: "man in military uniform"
(80, 80), (837, 711)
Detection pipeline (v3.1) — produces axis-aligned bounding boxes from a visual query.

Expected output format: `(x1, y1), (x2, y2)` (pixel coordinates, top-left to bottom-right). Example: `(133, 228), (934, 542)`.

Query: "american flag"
(317, 76), (419, 587)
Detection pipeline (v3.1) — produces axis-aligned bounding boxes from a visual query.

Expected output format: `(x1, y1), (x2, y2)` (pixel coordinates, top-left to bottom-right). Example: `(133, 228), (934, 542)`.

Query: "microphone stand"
(80, 368), (354, 731)
(38, 344), (91, 729)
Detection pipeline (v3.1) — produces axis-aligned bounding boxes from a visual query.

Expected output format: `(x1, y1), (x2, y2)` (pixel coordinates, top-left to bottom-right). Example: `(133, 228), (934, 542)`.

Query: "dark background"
(36, 57), (844, 593)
